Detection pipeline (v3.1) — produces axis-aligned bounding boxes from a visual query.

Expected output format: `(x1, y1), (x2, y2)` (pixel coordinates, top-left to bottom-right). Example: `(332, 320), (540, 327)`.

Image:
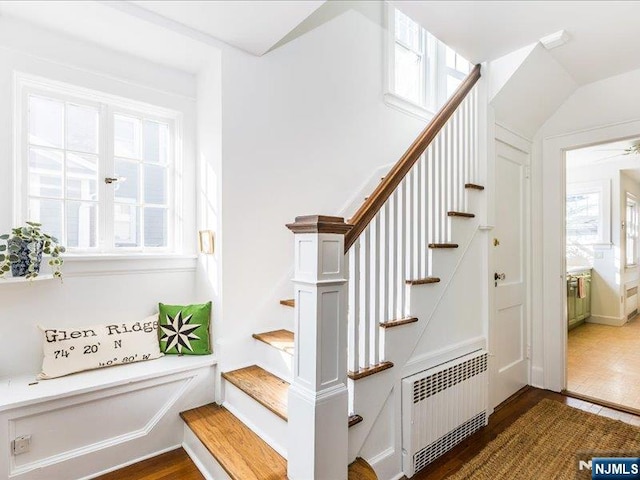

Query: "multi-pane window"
(393, 9), (428, 106)
(113, 114), (170, 249)
(23, 84), (176, 253)
(626, 193), (638, 266)
(387, 7), (471, 116)
(566, 190), (602, 245)
(28, 96), (100, 249)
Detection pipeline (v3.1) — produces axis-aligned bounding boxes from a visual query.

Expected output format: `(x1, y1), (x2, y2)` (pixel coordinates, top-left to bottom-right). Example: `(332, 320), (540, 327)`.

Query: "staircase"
(179, 65), (482, 479)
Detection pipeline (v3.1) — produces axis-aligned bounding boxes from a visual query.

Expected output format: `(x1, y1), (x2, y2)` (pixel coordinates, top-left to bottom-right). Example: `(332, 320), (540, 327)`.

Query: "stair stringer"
(348, 216), (481, 463)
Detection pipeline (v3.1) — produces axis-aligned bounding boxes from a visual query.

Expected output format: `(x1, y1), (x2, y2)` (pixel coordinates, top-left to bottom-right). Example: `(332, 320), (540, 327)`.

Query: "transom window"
(386, 7), (472, 118)
(19, 78), (178, 253)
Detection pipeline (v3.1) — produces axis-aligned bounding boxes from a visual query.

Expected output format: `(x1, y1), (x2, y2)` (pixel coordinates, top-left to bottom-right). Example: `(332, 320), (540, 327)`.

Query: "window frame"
(384, 5), (471, 121)
(626, 192), (638, 267)
(565, 180), (611, 247)
(14, 73), (182, 256)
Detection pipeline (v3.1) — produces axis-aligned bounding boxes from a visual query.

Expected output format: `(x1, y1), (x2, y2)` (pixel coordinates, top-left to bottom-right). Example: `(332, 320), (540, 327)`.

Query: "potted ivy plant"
(0, 222), (66, 279)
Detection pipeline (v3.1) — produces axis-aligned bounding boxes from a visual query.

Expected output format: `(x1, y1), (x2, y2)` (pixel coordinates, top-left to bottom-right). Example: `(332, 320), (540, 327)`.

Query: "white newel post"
(286, 215), (351, 480)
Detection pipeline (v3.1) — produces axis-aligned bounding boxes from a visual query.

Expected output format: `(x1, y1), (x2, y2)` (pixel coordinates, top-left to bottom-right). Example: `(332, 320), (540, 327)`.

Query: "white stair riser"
(222, 380), (288, 459)
(182, 426), (230, 480)
(254, 342), (293, 383)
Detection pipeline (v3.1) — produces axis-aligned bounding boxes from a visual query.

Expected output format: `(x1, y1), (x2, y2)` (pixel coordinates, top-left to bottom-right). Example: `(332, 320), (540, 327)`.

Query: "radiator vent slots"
(413, 354), (487, 403)
(402, 350), (489, 477)
(413, 411), (487, 473)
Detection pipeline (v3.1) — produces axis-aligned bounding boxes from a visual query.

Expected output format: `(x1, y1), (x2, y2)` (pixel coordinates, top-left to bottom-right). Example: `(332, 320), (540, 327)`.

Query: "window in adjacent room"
(18, 77), (179, 253)
(566, 181), (610, 246)
(626, 192), (638, 266)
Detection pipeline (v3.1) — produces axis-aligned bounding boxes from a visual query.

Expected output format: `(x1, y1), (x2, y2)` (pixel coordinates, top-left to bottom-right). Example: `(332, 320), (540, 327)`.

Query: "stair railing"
(345, 65), (481, 376)
(285, 64), (481, 480)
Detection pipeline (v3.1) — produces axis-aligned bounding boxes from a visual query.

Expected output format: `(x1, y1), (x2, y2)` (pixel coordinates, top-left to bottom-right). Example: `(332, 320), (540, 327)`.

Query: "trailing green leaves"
(0, 222), (65, 281)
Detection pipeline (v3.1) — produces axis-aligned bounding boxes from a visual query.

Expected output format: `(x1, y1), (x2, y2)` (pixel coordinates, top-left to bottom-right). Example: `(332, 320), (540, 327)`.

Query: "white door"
(490, 139), (530, 409)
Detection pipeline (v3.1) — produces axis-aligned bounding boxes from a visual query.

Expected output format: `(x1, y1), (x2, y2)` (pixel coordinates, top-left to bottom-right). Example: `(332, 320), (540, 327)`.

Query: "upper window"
(566, 181), (610, 246)
(626, 193), (638, 267)
(19, 78), (179, 254)
(386, 7), (471, 118)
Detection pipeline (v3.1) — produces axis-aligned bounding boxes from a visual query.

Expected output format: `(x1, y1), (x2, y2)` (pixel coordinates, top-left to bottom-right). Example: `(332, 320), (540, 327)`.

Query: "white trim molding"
(540, 117), (640, 392)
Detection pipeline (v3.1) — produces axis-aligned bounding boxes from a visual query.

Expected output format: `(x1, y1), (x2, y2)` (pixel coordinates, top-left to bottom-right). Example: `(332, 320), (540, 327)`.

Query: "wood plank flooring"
(222, 365), (289, 421)
(93, 448), (204, 480)
(252, 329), (294, 355)
(413, 386), (640, 480)
(181, 403), (288, 480)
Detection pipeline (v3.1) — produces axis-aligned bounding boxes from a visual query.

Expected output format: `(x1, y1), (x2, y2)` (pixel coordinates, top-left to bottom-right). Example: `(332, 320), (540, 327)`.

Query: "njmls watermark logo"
(576, 453), (640, 479)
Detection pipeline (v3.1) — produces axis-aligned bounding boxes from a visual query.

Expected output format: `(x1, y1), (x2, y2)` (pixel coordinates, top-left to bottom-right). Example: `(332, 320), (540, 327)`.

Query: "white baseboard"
(530, 365), (544, 388)
(367, 447), (403, 480)
(587, 315), (626, 327)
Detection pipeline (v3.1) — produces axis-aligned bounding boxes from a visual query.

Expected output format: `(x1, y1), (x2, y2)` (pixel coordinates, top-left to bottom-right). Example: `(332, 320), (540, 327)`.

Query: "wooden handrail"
(344, 64), (481, 253)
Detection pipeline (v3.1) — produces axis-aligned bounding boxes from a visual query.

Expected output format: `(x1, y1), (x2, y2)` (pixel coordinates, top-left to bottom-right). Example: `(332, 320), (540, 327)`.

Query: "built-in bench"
(0, 355), (217, 480)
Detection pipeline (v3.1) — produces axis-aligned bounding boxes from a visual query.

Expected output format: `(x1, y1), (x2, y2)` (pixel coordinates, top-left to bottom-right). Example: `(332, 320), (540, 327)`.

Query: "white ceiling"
(130, 0), (324, 56)
(394, 0), (640, 85)
(0, 0), (325, 74)
(566, 138), (640, 167)
(0, 1), (215, 73)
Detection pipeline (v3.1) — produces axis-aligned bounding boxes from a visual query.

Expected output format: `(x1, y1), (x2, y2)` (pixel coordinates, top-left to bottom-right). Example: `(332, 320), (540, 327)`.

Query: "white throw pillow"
(38, 315), (163, 379)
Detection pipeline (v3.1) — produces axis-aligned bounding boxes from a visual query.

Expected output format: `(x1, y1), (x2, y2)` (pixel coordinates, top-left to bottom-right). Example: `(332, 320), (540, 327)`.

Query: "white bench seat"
(0, 354), (217, 413)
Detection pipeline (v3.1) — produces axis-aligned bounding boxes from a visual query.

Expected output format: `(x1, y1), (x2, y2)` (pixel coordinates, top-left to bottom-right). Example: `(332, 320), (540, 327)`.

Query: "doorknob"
(494, 272), (505, 287)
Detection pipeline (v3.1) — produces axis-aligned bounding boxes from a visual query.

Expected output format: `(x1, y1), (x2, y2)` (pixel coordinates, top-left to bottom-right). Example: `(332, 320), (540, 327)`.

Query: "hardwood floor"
(413, 386), (640, 479)
(97, 387), (640, 480)
(567, 318), (640, 411)
(93, 448), (204, 480)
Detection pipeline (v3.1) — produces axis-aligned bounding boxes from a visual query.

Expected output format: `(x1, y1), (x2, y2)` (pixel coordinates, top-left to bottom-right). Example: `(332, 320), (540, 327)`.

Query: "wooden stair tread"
(447, 211), (475, 218)
(348, 414), (364, 427)
(252, 330), (294, 355)
(406, 277), (441, 285)
(348, 457), (378, 480)
(180, 404), (287, 480)
(222, 365), (289, 421)
(348, 361), (394, 380)
(428, 243), (459, 248)
(280, 299), (294, 308)
(379, 317), (419, 328)
(465, 183), (485, 190)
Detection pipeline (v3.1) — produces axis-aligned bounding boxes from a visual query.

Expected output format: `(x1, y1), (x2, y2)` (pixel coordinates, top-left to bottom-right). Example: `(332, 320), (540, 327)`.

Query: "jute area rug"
(448, 399), (640, 480)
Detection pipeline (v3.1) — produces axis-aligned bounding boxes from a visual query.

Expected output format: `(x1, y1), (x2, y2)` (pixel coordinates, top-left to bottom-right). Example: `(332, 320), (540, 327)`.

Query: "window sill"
(0, 274), (55, 285)
(61, 254), (198, 277)
(383, 92), (435, 122)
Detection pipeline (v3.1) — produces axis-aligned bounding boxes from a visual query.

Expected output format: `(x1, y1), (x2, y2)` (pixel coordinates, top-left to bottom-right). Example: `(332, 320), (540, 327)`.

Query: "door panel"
(490, 139), (529, 409)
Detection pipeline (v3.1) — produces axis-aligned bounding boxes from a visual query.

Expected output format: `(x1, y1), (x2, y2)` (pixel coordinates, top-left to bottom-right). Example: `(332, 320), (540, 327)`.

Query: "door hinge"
(526, 344), (531, 359)
(524, 166), (531, 179)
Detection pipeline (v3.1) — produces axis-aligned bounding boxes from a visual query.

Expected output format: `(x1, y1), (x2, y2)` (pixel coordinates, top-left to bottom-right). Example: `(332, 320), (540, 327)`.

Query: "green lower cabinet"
(567, 271), (592, 329)
(567, 280), (577, 326)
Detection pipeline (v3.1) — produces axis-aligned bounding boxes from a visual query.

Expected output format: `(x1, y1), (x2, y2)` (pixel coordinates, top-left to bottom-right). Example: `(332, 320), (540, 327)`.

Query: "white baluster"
(370, 217), (380, 365)
(358, 230), (370, 370)
(397, 180), (406, 316)
(348, 245), (360, 375)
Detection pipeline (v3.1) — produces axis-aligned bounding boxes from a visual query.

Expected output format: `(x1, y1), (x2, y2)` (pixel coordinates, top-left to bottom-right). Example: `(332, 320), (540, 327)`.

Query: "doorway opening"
(565, 138), (640, 412)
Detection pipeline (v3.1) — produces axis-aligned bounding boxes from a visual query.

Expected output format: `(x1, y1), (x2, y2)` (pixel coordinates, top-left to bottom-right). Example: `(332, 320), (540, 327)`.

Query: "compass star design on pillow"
(159, 310), (201, 354)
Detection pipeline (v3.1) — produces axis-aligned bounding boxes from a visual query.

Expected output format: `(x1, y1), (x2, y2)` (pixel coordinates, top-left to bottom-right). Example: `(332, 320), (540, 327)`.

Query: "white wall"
(533, 66), (640, 390)
(0, 17), (199, 377)
(213, 2), (427, 371)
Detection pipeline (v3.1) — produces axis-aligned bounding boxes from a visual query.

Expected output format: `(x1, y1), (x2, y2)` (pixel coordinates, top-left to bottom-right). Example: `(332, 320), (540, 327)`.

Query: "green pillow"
(158, 302), (212, 355)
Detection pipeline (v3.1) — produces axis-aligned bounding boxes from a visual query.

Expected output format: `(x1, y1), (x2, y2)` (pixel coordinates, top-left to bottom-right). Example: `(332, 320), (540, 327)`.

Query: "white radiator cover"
(401, 350), (488, 477)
